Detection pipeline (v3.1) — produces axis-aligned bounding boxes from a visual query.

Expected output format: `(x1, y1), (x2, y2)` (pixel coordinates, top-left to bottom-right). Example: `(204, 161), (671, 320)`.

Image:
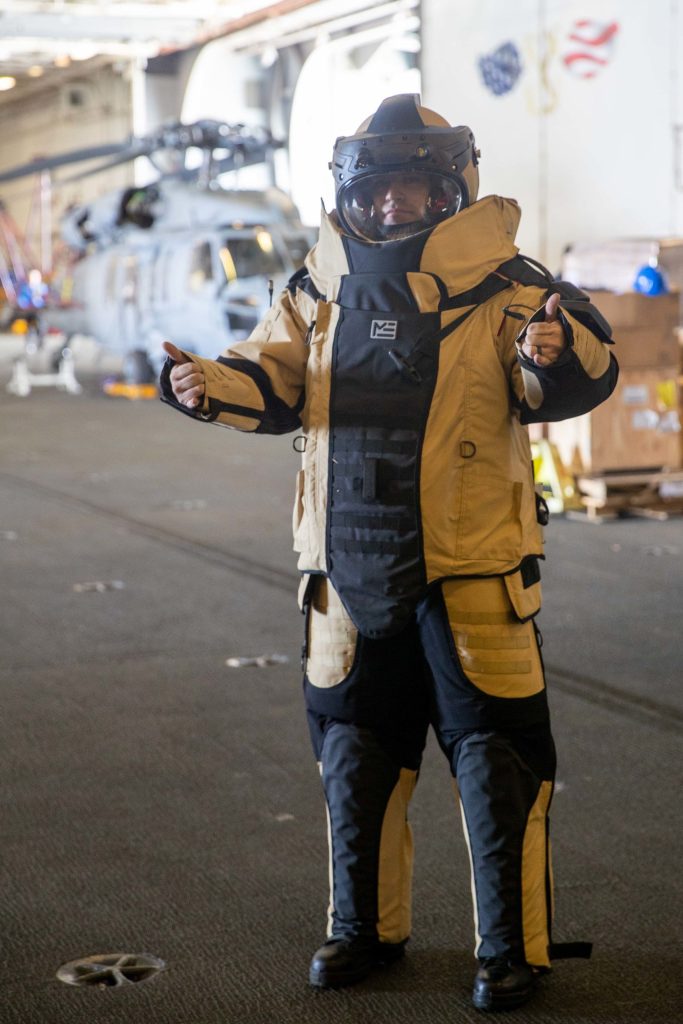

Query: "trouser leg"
(303, 577), (428, 945)
(418, 575), (556, 969)
(451, 728), (555, 968)
(315, 720), (418, 943)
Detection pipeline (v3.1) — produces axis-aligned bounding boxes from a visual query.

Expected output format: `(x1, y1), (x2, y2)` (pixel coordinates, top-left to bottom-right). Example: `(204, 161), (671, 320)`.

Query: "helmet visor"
(338, 170), (464, 242)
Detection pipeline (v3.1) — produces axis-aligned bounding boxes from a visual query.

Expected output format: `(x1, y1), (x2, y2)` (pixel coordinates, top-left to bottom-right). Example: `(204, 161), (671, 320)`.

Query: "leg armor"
(453, 729), (555, 969)
(303, 577), (428, 944)
(316, 722), (417, 943)
(419, 575), (556, 968)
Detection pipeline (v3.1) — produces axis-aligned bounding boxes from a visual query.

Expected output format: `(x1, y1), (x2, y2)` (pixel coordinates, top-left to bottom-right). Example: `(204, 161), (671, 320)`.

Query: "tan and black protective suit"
(161, 195), (617, 970)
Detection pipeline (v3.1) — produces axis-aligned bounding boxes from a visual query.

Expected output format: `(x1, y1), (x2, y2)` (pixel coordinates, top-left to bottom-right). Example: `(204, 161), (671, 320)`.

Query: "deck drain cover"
(57, 952), (165, 988)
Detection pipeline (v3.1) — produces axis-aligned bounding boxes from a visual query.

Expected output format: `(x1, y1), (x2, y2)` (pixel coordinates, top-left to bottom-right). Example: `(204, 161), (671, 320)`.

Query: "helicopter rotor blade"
(58, 147), (161, 184)
(62, 132), (283, 185)
(0, 122), (284, 187)
(208, 137), (284, 177)
(0, 142), (136, 183)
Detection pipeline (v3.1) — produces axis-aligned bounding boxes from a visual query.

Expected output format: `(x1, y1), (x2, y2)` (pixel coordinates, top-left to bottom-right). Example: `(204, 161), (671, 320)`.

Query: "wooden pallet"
(568, 467), (683, 522)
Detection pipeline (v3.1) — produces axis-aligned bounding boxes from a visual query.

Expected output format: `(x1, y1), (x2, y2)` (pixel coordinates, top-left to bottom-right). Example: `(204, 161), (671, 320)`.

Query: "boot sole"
(309, 944), (406, 989)
(472, 982), (534, 1012)
(309, 963), (374, 989)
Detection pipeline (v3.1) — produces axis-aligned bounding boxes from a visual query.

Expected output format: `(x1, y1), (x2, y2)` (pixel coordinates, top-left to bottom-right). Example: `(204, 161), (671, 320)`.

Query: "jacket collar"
(305, 195), (521, 298)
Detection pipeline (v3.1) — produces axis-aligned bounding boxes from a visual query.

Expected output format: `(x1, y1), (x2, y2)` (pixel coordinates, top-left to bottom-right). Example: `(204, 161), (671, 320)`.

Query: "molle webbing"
(326, 271), (440, 638)
(321, 247), (539, 639)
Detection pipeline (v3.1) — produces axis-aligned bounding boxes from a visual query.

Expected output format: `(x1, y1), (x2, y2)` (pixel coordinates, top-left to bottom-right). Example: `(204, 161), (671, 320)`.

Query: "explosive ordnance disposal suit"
(160, 94), (618, 1013)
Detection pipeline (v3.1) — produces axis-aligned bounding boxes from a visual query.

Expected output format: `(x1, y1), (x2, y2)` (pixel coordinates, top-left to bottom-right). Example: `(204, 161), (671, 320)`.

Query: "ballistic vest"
(313, 230), (551, 639)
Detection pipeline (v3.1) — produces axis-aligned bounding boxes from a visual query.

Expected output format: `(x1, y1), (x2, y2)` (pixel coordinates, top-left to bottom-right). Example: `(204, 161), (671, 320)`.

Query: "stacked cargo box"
(548, 291), (681, 474)
(540, 250), (683, 516)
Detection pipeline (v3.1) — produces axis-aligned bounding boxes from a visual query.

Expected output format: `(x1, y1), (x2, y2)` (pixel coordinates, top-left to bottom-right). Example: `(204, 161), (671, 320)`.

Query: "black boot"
(309, 936), (406, 989)
(472, 957), (535, 1012)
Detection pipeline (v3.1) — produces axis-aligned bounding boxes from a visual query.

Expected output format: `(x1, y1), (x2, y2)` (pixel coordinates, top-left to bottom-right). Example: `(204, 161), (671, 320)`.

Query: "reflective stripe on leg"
(320, 723), (402, 940)
(455, 732), (551, 966)
(318, 761), (336, 938)
(453, 778), (483, 958)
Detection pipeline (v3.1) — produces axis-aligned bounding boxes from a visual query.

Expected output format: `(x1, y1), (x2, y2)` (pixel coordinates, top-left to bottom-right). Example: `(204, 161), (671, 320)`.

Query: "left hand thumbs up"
(544, 292), (561, 322)
(522, 291), (567, 366)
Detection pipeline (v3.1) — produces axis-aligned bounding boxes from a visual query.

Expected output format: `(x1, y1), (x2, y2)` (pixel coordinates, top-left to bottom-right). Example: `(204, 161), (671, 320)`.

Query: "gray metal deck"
(1, 370), (681, 1023)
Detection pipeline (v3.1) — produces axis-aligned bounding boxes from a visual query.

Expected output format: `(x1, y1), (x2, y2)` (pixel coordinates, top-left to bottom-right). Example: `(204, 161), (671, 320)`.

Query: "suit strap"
(440, 272), (514, 310)
(549, 941), (593, 960)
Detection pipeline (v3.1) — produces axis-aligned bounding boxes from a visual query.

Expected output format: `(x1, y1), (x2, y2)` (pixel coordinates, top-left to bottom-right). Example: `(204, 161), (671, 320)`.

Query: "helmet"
(330, 94), (480, 242)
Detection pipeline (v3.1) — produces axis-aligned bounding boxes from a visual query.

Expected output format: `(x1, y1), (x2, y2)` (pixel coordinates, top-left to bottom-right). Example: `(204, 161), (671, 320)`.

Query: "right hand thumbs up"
(162, 341), (205, 409)
(162, 340), (190, 364)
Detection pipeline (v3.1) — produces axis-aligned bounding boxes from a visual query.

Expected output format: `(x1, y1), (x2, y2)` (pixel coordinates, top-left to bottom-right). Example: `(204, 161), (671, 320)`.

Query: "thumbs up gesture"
(522, 293), (567, 366)
(162, 341), (206, 409)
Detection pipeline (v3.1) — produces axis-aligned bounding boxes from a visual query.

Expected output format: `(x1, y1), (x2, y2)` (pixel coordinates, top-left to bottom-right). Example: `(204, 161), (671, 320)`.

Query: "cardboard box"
(562, 238), (683, 294)
(589, 291), (680, 369)
(548, 367), (682, 472)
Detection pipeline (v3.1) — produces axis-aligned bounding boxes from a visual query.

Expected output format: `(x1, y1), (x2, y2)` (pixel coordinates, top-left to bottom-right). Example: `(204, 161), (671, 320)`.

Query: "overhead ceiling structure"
(0, 0), (320, 93)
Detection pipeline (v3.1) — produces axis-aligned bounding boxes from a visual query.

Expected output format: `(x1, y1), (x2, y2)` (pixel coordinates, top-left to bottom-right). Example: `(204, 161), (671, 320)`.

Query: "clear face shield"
(337, 170), (464, 242)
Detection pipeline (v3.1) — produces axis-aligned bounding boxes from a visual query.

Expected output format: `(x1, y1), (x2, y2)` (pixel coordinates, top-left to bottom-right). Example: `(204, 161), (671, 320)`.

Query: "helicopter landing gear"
(6, 347), (82, 397)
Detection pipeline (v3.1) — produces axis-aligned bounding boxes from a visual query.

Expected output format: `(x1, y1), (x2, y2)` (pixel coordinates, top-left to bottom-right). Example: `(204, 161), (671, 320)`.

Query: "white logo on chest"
(370, 319), (398, 341)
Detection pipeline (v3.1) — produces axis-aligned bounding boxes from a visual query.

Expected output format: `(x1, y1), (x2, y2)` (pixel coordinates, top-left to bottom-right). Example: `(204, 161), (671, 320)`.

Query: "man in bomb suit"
(161, 94), (618, 1012)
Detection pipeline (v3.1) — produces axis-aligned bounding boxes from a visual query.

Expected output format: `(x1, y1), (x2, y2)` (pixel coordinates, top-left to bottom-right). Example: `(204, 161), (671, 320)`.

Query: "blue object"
(478, 43), (523, 96)
(633, 264), (668, 295)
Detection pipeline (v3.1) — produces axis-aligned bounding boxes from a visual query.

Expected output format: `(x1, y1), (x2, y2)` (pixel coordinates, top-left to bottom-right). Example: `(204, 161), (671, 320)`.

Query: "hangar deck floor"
(1, 371), (681, 1024)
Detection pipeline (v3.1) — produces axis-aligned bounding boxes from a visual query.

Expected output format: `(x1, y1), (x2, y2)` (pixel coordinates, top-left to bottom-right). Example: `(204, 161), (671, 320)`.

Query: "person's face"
(371, 173), (430, 226)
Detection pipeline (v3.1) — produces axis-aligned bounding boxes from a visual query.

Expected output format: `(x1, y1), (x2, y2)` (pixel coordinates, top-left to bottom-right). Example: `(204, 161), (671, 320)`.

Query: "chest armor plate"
(326, 271), (441, 638)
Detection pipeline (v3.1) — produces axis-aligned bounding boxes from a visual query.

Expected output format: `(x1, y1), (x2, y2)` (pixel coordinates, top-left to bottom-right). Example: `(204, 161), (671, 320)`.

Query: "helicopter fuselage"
(45, 181), (315, 380)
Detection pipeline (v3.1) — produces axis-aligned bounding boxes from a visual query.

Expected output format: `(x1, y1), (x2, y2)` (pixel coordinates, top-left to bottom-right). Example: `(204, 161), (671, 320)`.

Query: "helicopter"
(0, 120), (315, 386)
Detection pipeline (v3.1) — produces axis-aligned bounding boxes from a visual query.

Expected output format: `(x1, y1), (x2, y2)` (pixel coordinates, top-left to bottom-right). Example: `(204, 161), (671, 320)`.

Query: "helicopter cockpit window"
(118, 186), (159, 229)
(189, 241), (214, 292)
(219, 229), (285, 282)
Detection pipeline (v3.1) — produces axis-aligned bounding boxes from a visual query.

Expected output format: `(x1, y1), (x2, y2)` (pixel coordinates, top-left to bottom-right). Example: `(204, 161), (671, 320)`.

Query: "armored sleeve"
(159, 279), (316, 434)
(505, 283), (618, 424)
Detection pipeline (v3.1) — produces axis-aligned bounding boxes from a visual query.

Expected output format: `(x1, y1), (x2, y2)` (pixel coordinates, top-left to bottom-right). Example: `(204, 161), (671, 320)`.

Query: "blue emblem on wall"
(478, 42), (523, 96)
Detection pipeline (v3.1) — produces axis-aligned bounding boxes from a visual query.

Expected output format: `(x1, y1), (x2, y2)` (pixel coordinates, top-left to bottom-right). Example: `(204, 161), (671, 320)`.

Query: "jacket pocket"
(503, 567), (542, 621)
(456, 467), (524, 561)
